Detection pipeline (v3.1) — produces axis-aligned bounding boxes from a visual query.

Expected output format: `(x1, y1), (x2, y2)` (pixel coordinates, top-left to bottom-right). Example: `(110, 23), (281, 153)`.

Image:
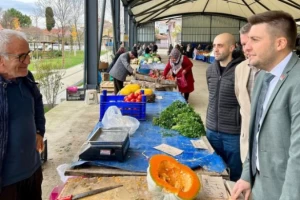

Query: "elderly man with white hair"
(0, 29), (45, 200)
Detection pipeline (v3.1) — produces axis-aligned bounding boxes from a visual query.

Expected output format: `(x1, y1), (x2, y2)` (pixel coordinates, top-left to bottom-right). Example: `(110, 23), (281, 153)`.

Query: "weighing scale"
(79, 127), (130, 162)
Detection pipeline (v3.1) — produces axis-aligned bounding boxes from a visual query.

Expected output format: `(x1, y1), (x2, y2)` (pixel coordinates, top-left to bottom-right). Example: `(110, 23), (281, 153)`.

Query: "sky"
(0, 0), (46, 28)
(0, 0), (114, 29)
(0, 0), (37, 16)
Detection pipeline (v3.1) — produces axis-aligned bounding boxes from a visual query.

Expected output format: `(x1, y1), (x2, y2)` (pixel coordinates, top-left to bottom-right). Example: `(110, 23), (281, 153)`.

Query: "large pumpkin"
(124, 84), (141, 93)
(147, 154), (201, 200)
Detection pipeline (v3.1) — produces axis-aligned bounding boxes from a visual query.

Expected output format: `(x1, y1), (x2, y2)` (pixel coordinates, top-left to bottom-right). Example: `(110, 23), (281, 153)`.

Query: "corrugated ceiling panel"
(131, 0), (300, 24)
(131, 0), (167, 14)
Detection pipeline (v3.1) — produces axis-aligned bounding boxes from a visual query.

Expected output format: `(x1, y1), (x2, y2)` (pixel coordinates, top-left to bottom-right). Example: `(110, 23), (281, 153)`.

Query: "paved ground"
(41, 49), (210, 199)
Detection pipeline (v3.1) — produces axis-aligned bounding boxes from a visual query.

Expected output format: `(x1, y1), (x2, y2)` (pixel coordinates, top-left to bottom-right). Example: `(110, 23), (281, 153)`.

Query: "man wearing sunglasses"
(0, 29), (45, 200)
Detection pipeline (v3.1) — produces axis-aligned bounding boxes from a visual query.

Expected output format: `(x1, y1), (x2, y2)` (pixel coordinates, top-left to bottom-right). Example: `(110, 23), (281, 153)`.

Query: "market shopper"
(232, 11), (300, 200)
(109, 50), (138, 94)
(206, 33), (244, 181)
(0, 29), (46, 199)
(106, 46), (126, 73)
(235, 23), (260, 164)
(163, 48), (194, 101)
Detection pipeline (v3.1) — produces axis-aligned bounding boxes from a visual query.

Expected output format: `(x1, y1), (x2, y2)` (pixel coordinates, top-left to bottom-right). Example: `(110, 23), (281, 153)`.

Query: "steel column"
(114, 0), (121, 50)
(129, 15), (134, 49)
(124, 6), (129, 50)
(133, 22), (137, 46)
(98, 0), (106, 63)
(110, 0), (117, 53)
(84, 0), (98, 89)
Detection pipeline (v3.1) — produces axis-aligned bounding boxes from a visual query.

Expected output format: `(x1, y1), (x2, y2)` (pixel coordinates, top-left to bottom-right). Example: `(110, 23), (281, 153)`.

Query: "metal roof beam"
(241, 0), (255, 14)
(221, 0), (245, 6)
(139, 0), (181, 23)
(279, 0), (300, 9)
(203, 0), (209, 12)
(134, 0), (174, 17)
(138, 12), (247, 25)
(254, 0), (270, 11)
(129, 0), (144, 8)
(130, 0), (153, 8)
(287, 0), (300, 8)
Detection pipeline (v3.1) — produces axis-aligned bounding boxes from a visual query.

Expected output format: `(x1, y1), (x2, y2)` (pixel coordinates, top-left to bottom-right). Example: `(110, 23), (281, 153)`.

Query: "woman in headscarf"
(163, 48), (194, 101)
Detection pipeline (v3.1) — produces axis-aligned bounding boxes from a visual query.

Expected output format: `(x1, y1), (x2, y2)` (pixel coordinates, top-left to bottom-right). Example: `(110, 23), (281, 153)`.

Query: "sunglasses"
(0, 51), (32, 63)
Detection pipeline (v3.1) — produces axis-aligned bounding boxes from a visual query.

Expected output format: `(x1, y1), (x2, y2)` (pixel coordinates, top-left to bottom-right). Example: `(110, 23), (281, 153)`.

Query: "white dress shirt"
(256, 52), (293, 170)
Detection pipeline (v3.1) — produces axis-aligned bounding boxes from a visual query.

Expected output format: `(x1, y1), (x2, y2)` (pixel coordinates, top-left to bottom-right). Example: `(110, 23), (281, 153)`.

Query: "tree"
(45, 7), (55, 31)
(12, 17), (20, 30)
(70, 0), (84, 50)
(37, 0), (73, 68)
(0, 8), (31, 28)
(33, 60), (65, 108)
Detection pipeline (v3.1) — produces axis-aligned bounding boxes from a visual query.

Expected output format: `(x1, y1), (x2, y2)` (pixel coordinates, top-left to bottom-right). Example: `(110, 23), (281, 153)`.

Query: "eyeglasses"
(0, 51), (31, 63)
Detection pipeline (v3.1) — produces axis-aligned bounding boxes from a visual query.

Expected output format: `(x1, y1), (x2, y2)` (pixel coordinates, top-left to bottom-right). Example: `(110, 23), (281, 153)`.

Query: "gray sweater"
(206, 56), (244, 134)
(109, 52), (134, 81)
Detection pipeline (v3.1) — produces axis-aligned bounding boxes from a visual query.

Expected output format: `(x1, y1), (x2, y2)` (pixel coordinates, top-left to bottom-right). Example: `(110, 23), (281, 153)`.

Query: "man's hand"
(231, 179), (251, 200)
(36, 134), (44, 152)
(182, 70), (187, 75)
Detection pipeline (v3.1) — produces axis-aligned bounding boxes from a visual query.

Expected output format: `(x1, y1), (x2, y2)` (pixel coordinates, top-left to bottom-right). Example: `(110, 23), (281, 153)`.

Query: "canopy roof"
(121, 0), (300, 24)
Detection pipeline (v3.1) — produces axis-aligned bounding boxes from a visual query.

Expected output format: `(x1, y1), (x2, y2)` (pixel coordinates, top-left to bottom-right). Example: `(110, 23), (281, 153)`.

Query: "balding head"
(215, 33), (236, 46)
(213, 33), (236, 66)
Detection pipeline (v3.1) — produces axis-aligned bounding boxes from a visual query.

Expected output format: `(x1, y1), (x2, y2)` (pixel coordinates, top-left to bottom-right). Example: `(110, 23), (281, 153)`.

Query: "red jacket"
(163, 55), (194, 93)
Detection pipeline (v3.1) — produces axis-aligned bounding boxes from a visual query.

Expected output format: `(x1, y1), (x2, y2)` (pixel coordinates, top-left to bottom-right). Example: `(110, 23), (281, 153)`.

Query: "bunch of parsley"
(153, 101), (205, 138)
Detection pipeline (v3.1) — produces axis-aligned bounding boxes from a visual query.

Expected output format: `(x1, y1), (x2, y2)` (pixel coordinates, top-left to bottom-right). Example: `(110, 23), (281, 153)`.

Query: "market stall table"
(58, 91), (230, 200)
(66, 91), (227, 176)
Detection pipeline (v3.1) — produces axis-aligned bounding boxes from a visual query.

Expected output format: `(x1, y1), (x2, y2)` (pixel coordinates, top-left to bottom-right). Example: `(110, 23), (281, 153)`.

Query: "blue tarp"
(71, 92), (226, 173)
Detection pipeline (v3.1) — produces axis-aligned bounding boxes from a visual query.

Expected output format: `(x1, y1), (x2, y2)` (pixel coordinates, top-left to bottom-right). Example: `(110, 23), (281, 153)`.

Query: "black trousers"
(0, 167), (43, 200)
(113, 78), (124, 94)
(183, 93), (190, 102)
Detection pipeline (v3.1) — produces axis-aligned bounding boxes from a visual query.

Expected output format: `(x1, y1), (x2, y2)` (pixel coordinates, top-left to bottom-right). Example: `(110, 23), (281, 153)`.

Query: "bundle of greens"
(153, 101), (205, 138)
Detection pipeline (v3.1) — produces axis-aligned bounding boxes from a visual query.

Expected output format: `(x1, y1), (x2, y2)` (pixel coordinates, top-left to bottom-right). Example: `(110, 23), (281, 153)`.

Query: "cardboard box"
(99, 62), (108, 70)
(101, 72), (110, 81)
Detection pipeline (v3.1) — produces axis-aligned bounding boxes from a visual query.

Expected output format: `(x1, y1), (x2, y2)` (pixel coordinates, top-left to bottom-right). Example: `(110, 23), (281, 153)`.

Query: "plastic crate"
(99, 90), (147, 121)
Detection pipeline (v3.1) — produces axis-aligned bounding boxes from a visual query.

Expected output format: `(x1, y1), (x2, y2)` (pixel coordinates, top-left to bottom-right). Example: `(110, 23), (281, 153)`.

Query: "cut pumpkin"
(147, 154), (201, 200)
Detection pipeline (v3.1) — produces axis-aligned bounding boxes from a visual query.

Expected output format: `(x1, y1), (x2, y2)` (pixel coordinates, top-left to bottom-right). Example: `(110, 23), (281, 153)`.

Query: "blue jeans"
(206, 129), (242, 181)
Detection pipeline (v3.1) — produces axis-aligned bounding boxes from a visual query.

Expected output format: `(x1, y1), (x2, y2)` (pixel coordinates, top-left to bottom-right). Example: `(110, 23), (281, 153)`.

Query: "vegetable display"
(153, 101), (205, 138)
(147, 154), (201, 200)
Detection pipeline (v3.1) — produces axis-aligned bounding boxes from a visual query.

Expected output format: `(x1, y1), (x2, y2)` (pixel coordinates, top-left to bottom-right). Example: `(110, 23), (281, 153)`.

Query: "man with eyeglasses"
(0, 29), (45, 200)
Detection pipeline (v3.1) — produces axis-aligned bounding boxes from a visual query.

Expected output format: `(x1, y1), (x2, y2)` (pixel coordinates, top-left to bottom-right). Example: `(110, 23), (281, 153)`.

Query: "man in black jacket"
(206, 33), (244, 181)
(0, 29), (45, 200)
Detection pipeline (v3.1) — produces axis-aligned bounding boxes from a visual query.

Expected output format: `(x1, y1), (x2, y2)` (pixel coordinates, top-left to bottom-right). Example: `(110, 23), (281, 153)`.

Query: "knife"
(58, 184), (123, 200)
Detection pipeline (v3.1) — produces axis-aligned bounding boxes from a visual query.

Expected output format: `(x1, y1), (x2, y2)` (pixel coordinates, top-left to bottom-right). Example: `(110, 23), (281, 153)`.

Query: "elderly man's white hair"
(0, 29), (27, 53)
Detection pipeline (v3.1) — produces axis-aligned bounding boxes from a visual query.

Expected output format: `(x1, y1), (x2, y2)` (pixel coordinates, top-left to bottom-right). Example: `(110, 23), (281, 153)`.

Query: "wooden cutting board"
(58, 176), (152, 200)
(58, 175), (232, 200)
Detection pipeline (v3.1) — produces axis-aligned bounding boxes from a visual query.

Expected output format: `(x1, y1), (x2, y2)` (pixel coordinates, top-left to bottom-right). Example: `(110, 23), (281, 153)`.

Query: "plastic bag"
(56, 164), (74, 183)
(102, 106), (140, 136)
(177, 74), (187, 88)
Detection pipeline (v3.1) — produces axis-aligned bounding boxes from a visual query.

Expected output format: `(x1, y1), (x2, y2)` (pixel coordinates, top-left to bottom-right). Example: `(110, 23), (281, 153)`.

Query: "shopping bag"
(177, 74), (187, 88)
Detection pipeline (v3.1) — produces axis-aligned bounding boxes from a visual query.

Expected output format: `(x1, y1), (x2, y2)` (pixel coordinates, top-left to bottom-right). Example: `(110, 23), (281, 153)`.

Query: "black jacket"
(25, 71), (46, 137)
(206, 56), (244, 134)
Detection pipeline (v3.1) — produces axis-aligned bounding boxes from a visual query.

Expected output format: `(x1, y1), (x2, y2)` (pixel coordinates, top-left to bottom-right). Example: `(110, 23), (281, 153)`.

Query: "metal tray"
(88, 127), (129, 145)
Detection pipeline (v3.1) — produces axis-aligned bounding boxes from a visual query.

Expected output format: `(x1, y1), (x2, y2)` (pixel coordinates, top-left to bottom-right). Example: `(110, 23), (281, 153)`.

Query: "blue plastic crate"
(99, 90), (147, 121)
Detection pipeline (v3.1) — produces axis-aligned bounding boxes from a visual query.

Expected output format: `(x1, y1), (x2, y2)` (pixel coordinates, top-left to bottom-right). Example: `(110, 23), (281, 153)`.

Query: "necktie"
(251, 73), (275, 175)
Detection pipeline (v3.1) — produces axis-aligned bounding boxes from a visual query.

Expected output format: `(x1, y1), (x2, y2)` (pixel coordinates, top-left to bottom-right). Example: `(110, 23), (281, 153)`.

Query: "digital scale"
(79, 127), (130, 162)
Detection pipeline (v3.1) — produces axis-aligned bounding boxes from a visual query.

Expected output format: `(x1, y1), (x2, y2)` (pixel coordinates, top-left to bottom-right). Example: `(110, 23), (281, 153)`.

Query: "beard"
(249, 46), (276, 70)
(215, 52), (230, 62)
